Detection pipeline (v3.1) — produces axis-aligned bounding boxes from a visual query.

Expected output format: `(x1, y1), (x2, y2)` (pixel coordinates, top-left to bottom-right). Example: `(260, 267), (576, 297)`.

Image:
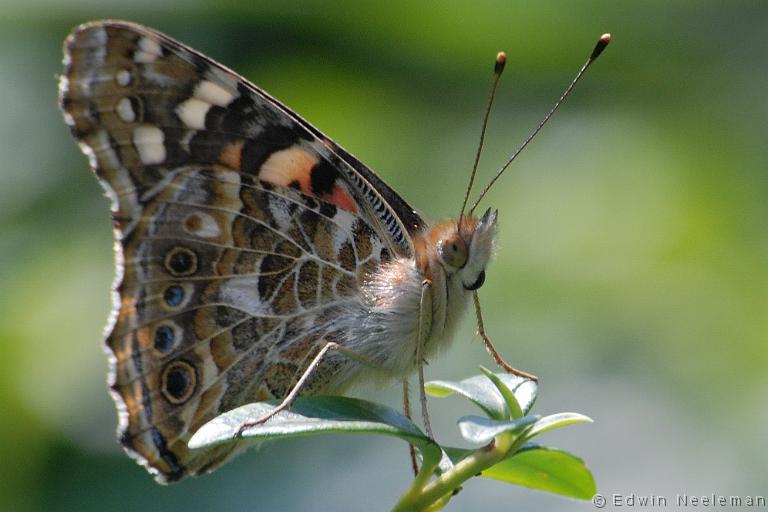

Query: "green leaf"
(188, 396), (441, 462)
(443, 444), (596, 500)
(482, 444), (597, 499)
(426, 371), (538, 420)
(457, 415), (540, 444)
(522, 413), (593, 442)
(479, 366), (523, 419)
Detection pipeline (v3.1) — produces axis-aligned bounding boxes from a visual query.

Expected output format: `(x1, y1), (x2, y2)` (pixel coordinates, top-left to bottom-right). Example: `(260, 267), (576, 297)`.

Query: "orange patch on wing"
(218, 141), (243, 169)
(135, 326), (152, 349)
(259, 145), (318, 190)
(125, 381), (146, 414)
(117, 296), (138, 321)
(121, 391), (138, 414)
(258, 145), (359, 213)
(323, 186), (358, 213)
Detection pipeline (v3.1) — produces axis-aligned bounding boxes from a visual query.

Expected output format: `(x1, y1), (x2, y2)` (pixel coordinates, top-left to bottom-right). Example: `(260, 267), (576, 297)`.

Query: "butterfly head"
(418, 208), (497, 291)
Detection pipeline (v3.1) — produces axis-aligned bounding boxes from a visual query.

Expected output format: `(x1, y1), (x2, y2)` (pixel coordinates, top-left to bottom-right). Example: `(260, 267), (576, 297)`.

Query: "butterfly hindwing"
(60, 20), (420, 482)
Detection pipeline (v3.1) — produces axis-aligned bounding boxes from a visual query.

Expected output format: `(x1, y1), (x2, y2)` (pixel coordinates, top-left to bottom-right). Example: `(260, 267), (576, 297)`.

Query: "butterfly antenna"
(458, 51), (507, 222)
(469, 33), (611, 214)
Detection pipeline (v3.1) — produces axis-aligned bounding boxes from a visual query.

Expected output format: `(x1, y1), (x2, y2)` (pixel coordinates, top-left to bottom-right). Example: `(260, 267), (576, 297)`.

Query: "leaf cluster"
(189, 368), (595, 511)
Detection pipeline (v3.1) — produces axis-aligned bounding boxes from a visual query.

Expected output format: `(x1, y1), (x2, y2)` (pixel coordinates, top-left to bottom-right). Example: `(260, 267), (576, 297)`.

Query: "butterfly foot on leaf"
(234, 409), (282, 438)
(503, 365), (539, 382)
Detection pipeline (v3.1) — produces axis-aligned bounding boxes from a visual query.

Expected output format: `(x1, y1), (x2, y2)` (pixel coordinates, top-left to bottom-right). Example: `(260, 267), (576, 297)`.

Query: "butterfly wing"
(60, 20), (425, 482)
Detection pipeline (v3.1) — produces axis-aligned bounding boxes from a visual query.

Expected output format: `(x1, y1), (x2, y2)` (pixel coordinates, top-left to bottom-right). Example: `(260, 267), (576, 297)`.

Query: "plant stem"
(392, 432), (517, 511)
(392, 452), (441, 512)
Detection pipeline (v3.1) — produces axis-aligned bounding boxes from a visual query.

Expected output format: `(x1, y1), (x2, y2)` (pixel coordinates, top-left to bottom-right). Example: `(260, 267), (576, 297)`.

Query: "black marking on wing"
(151, 428), (184, 482)
(309, 159), (340, 196)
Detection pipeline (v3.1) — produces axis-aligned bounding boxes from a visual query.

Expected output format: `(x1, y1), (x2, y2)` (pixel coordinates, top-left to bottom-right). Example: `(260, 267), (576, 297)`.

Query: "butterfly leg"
(417, 363), (434, 439)
(235, 342), (379, 437)
(416, 280), (435, 440)
(402, 380), (419, 476)
(473, 291), (538, 381)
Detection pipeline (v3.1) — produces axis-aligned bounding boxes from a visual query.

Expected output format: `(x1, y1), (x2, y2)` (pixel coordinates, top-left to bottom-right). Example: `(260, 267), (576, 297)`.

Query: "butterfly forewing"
(60, 21), (424, 482)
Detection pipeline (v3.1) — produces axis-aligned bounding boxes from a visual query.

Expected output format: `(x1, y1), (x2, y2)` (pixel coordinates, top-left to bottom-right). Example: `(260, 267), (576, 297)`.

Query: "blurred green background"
(1, 1), (766, 510)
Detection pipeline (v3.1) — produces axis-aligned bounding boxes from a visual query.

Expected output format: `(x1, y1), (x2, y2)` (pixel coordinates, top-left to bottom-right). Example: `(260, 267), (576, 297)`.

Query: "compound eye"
(438, 234), (468, 269)
(463, 270), (486, 291)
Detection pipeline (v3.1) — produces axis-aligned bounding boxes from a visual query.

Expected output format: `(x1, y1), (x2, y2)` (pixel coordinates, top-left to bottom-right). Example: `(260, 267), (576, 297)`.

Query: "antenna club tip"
(591, 33), (612, 60)
(494, 51), (507, 73)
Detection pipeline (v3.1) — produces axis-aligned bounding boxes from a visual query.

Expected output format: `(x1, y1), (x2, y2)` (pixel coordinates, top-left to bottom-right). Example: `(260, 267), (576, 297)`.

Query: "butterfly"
(60, 20), (608, 484)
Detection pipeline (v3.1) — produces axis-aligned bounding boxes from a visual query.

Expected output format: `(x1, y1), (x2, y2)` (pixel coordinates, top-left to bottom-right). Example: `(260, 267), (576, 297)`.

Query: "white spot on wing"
(214, 169), (241, 184)
(134, 36), (162, 63)
(329, 211), (357, 254)
(194, 80), (235, 106)
(219, 277), (271, 316)
(269, 196), (294, 231)
(132, 125), (166, 164)
(116, 97), (136, 123)
(116, 69), (131, 86)
(332, 211), (356, 237)
(183, 212), (220, 238)
(175, 97), (211, 130)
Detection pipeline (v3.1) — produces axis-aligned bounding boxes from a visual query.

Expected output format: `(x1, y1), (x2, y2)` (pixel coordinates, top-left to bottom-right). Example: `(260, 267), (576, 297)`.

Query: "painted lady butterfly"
(59, 20), (608, 483)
